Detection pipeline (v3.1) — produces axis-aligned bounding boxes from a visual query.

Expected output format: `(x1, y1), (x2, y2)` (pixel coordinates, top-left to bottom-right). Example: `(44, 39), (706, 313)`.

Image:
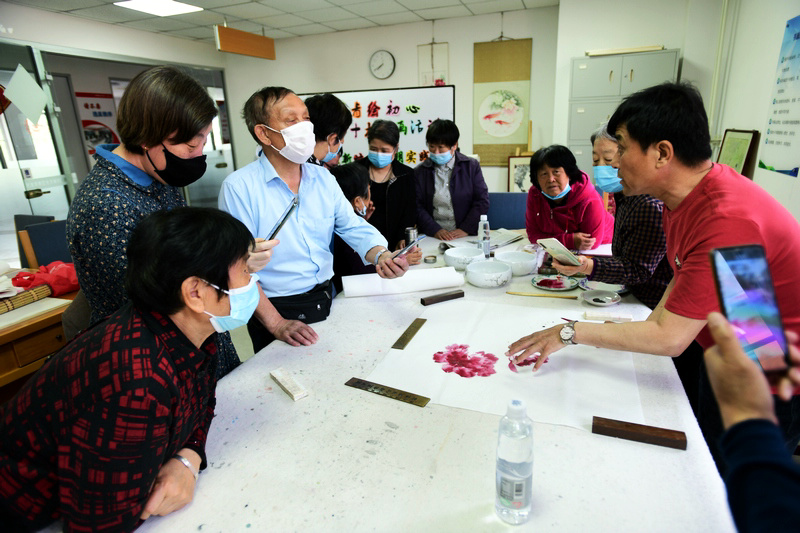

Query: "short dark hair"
(305, 93), (352, 142)
(426, 119), (459, 147)
(126, 207), (254, 315)
(607, 82), (712, 167)
(529, 145), (583, 190)
(330, 163), (369, 202)
(242, 87), (294, 143)
(117, 65), (217, 155)
(367, 119), (400, 148)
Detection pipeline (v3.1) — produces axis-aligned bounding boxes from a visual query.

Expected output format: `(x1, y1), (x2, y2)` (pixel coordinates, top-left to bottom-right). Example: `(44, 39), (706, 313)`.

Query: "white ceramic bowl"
(466, 260), (512, 288)
(444, 247), (484, 270)
(495, 251), (538, 276)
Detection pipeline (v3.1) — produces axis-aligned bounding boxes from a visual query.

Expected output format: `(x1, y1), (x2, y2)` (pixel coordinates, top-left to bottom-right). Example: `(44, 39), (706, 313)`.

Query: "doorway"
(0, 42), (72, 268)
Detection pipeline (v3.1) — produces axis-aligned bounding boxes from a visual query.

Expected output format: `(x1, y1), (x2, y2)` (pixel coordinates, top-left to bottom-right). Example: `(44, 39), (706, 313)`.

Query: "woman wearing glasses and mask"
(66, 65), (248, 378)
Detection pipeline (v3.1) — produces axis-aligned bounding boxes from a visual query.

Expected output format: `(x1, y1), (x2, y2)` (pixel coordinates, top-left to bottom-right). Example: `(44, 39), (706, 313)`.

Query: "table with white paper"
(132, 235), (735, 533)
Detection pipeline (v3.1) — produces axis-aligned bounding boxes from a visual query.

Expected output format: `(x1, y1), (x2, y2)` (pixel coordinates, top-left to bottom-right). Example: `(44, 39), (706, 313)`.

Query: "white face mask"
(264, 121), (315, 164)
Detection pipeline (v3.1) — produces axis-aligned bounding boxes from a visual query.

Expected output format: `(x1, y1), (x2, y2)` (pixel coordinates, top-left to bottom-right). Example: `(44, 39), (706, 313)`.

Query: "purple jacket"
(414, 151), (490, 235)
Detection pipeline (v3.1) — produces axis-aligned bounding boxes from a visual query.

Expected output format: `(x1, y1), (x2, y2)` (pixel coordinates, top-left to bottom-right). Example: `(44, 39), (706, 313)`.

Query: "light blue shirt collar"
(95, 144), (154, 186)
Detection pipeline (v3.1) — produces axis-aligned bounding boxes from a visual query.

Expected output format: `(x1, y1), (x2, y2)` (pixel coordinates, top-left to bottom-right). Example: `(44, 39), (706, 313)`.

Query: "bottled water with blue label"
(478, 214), (491, 259)
(495, 399), (533, 525)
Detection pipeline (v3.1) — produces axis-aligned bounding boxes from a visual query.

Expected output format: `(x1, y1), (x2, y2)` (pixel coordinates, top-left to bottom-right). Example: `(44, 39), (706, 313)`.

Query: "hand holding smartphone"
(537, 238), (581, 266)
(393, 235), (426, 259)
(710, 244), (789, 373)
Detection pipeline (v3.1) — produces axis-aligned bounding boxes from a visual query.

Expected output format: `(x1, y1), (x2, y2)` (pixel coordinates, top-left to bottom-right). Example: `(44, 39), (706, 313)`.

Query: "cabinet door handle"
(629, 69), (634, 83)
(609, 70), (614, 84)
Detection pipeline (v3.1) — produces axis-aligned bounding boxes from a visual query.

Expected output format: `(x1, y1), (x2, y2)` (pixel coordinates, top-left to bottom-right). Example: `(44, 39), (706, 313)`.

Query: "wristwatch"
(373, 248), (388, 266)
(560, 321), (578, 345)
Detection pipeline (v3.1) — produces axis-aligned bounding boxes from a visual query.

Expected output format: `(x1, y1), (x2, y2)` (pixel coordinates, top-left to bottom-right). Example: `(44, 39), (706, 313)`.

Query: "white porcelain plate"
(581, 290), (621, 306)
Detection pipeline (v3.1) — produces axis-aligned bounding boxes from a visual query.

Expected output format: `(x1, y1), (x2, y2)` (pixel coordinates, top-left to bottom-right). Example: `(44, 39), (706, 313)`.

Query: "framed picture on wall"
(717, 129), (760, 179)
(508, 156), (531, 192)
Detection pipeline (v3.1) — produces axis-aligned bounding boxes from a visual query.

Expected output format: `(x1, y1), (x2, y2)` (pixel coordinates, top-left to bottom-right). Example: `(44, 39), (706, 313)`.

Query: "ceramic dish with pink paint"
(531, 274), (579, 291)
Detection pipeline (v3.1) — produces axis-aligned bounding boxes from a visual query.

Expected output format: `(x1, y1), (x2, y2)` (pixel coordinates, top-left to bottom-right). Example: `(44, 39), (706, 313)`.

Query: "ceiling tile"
(467, 0), (526, 15)
(288, 23), (336, 35)
(170, 9), (230, 25)
(251, 13), (313, 28)
(226, 20), (268, 32)
(396, 0), (459, 10)
(211, 2), (281, 18)
(121, 17), (196, 31)
(261, 28), (298, 39)
(167, 27), (216, 39)
(326, 0), (374, 5)
(67, 4), (153, 23)
(297, 6), (359, 23)
(4, 0), (105, 11)
(414, 5), (472, 20)
(342, 0), (405, 17)
(324, 17), (377, 31)
(366, 11), (422, 25)
(522, 0), (558, 7)
(257, 0), (331, 11)
(176, 0), (236, 7)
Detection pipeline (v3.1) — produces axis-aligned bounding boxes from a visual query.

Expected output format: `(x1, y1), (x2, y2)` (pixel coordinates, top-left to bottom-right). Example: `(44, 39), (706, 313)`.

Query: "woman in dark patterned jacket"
(66, 65), (244, 378)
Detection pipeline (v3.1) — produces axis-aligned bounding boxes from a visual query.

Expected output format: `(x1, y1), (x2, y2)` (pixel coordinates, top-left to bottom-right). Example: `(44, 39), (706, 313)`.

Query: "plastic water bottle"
(478, 214), (491, 259)
(495, 399), (533, 525)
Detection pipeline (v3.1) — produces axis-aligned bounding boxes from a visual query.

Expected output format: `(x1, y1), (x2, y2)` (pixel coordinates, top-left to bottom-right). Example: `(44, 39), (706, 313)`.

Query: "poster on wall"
(473, 39), (532, 168)
(299, 86), (454, 167)
(760, 15), (800, 177)
(75, 91), (119, 165)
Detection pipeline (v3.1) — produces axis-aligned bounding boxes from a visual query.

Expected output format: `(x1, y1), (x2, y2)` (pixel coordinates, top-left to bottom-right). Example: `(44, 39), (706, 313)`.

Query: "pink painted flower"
(433, 344), (498, 377)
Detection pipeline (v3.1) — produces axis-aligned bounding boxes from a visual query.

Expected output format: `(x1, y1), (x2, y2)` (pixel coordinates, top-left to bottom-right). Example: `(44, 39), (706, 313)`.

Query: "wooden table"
(0, 292), (75, 400)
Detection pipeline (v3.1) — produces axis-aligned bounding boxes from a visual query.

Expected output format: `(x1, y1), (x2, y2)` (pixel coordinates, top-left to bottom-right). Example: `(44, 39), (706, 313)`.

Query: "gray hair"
(590, 121), (617, 145)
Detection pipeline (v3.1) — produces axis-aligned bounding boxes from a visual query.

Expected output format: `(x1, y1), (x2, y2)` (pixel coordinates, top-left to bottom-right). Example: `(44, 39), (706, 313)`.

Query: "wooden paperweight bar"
(420, 289), (464, 306)
(592, 416), (687, 450)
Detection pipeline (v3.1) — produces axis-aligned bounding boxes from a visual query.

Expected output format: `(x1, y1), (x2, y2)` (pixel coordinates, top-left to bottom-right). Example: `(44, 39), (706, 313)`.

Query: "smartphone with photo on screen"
(537, 238), (581, 266)
(709, 244), (790, 373)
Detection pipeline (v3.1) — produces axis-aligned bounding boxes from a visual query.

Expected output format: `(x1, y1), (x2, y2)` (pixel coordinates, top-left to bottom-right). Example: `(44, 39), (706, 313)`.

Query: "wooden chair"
(13, 214), (54, 268)
(17, 219), (71, 269)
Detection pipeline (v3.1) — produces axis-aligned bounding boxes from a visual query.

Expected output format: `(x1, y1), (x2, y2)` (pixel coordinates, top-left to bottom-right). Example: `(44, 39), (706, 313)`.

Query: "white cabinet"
(568, 49), (680, 154)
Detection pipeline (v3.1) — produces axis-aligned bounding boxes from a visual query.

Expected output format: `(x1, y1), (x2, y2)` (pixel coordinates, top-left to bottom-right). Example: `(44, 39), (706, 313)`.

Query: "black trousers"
(247, 280), (332, 353)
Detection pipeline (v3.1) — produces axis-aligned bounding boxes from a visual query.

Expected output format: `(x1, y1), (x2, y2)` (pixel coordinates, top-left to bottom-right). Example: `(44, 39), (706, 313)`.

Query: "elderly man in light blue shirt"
(220, 87), (408, 352)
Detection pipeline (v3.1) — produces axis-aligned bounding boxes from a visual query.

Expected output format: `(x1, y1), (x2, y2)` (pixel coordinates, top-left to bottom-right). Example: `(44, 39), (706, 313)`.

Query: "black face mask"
(146, 143), (207, 187)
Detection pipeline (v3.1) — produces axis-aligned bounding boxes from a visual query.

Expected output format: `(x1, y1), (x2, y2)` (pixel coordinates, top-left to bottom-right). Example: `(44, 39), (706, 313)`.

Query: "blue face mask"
(541, 183), (571, 201)
(429, 151), (452, 165)
(594, 165), (623, 193)
(203, 273), (260, 333)
(321, 139), (341, 163)
(368, 151), (394, 169)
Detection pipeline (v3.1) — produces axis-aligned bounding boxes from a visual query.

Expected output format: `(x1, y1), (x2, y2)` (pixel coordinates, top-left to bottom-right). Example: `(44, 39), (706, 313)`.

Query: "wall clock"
(369, 50), (395, 80)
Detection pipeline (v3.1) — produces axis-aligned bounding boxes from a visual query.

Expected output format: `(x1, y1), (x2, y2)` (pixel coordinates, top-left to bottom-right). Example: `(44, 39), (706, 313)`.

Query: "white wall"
(552, 0), (724, 144)
(718, 0), (800, 220)
(222, 7), (560, 192)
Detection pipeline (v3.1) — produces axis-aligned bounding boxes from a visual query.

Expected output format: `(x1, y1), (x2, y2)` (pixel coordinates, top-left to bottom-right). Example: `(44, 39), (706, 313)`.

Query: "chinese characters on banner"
(300, 86), (454, 167)
(761, 15), (800, 177)
(75, 91), (119, 167)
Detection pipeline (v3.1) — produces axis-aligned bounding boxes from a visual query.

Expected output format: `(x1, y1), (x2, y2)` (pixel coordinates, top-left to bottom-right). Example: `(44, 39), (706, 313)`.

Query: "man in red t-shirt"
(508, 82), (800, 464)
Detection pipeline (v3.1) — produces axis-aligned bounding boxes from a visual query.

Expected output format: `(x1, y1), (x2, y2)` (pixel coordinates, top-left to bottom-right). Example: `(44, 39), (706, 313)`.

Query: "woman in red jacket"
(525, 144), (614, 250)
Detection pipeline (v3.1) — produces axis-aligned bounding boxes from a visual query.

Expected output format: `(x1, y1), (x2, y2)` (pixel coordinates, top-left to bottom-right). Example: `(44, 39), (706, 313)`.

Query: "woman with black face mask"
(66, 65), (241, 379)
